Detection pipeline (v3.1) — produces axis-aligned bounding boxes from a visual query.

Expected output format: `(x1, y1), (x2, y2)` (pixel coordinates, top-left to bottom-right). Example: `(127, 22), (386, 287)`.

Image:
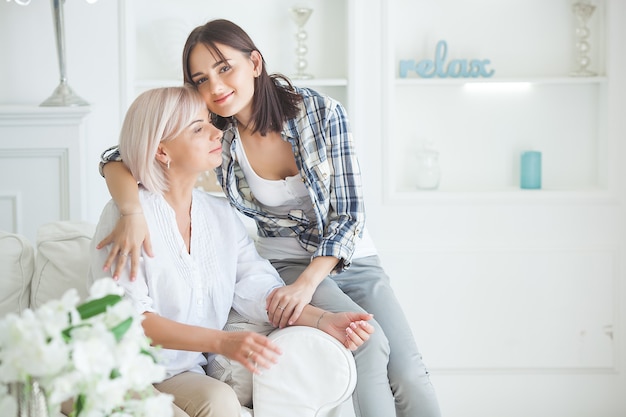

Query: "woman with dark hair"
(99, 19), (440, 417)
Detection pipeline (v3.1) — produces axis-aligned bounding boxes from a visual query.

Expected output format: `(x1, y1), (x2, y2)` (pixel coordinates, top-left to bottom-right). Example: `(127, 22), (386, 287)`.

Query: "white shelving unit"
(373, 3), (626, 416)
(118, 0), (355, 116)
(382, 0), (610, 203)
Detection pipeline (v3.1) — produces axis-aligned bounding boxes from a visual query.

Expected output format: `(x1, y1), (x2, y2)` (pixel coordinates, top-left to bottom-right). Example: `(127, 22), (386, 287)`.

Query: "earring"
(167, 160), (170, 169)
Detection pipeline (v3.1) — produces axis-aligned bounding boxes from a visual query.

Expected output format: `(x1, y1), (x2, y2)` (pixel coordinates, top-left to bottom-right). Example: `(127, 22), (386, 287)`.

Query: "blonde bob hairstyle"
(119, 85), (207, 195)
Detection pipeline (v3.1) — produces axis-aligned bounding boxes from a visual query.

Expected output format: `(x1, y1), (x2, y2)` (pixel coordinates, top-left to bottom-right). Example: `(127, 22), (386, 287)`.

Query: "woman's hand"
(96, 213), (153, 280)
(266, 280), (316, 328)
(266, 256), (338, 327)
(319, 312), (375, 351)
(218, 331), (283, 375)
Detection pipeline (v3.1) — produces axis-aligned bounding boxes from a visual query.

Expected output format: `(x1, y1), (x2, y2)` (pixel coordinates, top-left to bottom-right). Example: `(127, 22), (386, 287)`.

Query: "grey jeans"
(271, 255), (441, 417)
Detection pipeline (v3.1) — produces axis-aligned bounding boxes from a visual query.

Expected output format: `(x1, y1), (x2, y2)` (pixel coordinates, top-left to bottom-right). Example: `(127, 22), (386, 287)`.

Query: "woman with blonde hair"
(91, 85), (374, 417)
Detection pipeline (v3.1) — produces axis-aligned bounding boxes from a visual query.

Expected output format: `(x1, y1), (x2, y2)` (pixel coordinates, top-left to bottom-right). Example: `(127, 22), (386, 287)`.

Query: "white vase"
(415, 148), (441, 190)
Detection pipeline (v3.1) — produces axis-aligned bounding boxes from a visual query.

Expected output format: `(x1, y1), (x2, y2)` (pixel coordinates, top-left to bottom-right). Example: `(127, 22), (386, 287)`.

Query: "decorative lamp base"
(569, 70), (598, 77)
(291, 73), (314, 80)
(40, 81), (89, 107)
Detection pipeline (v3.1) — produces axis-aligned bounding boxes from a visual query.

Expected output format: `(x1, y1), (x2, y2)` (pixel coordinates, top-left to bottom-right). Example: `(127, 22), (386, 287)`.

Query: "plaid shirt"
(219, 87), (365, 272)
(100, 87), (365, 272)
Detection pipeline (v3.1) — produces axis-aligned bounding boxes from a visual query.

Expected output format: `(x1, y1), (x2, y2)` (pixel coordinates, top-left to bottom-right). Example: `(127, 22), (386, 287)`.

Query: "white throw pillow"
(0, 231), (35, 317)
(31, 221), (95, 309)
(206, 308), (275, 407)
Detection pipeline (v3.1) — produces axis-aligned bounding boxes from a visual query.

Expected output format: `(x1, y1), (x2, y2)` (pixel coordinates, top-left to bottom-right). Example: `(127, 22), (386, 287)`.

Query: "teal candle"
(520, 151), (541, 189)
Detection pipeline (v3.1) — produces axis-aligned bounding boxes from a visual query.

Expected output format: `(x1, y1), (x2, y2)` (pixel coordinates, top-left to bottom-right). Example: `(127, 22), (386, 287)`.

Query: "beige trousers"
(154, 371), (241, 417)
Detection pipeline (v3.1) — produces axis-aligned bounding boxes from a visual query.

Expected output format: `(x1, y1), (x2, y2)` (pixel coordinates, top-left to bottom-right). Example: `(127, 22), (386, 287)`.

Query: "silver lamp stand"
(40, 0), (89, 106)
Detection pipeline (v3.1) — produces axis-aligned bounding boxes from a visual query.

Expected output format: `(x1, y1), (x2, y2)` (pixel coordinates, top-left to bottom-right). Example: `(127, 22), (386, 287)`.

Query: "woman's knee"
(164, 377), (240, 417)
(353, 320), (391, 364)
(191, 381), (240, 417)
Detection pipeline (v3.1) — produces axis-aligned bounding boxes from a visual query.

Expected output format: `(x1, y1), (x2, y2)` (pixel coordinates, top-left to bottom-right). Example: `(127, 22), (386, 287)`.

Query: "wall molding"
(0, 192), (21, 234)
(0, 148), (70, 219)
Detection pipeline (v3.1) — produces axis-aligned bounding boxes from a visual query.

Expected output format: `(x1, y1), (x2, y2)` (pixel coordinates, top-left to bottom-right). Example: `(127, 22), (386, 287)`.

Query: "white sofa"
(0, 221), (357, 417)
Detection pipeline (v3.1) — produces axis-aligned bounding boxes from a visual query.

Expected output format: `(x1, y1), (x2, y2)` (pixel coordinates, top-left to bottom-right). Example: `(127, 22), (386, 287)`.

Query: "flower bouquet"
(0, 278), (173, 417)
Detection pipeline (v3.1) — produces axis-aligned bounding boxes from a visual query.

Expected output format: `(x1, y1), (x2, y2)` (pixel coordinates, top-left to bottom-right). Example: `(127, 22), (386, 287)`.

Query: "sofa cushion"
(30, 221), (95, 309)
(0, 231), (35, 317)
(206, 308), (275, 407)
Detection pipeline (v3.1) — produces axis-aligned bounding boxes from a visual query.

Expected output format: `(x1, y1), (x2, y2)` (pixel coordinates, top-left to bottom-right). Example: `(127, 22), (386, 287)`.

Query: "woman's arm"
(291, 305), (374, 351)
(267, 97), (364, 325)
(98, 161), (153, 280)
(266, 255), (338, 327)
(315, 99), (365, 269)
(142, 312), (282, 375)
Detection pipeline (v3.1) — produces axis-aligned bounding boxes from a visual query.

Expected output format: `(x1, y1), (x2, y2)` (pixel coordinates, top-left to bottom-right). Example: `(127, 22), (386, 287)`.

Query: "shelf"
(135, 78), (348, 90)
(394, 76), (608, 86)
(0, 105), (91, 122)
(385, 187), (618, 206)
(293, 78), (348, 87)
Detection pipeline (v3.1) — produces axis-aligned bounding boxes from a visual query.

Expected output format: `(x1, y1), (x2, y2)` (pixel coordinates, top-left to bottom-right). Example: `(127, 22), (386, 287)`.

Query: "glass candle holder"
(289, 7), (314, 80)
(520, 151), (542, 189)
(415, 148), (441, 190)
(570, 1), (597, 77)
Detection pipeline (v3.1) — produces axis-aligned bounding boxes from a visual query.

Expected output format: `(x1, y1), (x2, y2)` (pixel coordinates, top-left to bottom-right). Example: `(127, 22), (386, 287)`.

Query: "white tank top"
(233, 138), (377, 260)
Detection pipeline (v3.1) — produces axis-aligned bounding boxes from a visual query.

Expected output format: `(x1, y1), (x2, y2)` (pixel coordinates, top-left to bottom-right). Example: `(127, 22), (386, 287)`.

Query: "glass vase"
(415, 148), (441, 190)
(9, 380), (50, 417)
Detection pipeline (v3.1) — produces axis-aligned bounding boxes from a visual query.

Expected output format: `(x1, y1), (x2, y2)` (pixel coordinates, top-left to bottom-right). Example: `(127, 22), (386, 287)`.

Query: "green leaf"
(61, 323), (90, 343)
(111, 317), (133, 342)
(141, 348), (158, 363)
(72, 393), (86, 417)
(77, 294), (122, 319)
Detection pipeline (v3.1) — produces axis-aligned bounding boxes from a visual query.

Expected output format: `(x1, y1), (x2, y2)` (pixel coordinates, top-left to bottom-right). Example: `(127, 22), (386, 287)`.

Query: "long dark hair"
(182, 19), (302, 136)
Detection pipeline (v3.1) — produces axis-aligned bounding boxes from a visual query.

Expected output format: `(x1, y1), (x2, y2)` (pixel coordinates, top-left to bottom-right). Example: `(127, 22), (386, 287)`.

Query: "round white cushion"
(252, 326), (356, 417)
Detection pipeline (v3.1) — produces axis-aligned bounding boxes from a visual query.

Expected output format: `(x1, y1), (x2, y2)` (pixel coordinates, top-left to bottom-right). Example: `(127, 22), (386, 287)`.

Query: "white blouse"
(90, 189), (284, 378)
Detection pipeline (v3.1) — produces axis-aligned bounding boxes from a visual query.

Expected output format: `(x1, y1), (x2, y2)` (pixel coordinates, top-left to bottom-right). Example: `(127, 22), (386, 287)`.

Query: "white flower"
(88, 277), (125, 300)
(72, 334), (117, 376)
(0, 277), (173, 417)
(36, 290), (80, 336)
(47, 371), (82, 405)
(0, 311), (69, 382)
(120, 351), (167, 389)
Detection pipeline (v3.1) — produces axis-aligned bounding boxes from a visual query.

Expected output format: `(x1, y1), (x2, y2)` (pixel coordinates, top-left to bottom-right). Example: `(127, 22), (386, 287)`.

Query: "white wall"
(0, 0), (121, 224)
(1, 2), (625, 415)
